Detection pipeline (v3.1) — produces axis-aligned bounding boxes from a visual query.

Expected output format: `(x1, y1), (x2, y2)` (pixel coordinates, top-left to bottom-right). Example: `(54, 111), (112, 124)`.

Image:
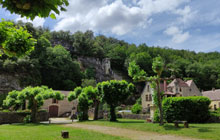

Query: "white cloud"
(54, 0), (190, 35)
(16, 17), (45, 27)
(164, 26), (190, 43)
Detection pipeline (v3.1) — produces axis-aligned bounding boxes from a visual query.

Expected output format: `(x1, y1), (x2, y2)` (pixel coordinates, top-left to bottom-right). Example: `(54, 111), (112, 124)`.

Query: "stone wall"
(119, 113), (150, 120)
(0, 111), (48, 124)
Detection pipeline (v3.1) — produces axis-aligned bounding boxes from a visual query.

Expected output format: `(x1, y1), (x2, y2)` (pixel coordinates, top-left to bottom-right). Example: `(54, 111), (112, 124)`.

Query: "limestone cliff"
(0, 74), (22, 94)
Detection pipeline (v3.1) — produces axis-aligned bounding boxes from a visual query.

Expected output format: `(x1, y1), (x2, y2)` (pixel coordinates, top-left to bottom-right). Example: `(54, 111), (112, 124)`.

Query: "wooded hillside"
(0, 21), (220, 91)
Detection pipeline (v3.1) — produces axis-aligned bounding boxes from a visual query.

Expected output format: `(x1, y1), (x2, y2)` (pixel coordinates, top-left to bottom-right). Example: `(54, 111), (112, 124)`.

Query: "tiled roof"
(202, 89), (220, 101)
(167, 78), (189, 87)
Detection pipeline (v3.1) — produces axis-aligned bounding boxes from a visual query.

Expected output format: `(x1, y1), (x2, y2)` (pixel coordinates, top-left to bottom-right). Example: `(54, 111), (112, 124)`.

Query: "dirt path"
(64, 123), (203, 140)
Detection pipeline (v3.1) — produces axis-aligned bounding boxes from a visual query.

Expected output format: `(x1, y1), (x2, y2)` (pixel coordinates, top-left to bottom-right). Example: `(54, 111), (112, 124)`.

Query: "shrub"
(131, 103), (142, 114)
(23, 115), (31, 123)
(0, 93), (7, 107)
(163, 96), (211, 123)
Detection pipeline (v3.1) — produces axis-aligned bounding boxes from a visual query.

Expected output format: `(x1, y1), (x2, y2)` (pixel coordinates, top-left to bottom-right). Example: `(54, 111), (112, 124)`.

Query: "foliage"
(3, 86), (64, 122)
(23, 115), (31, 123)
(131, 103), (142, 114)
(0, 93), (7, 107)
(0, 20), (36, 57)
(81, 79), (97, 87)
(1, 21), (220, 91)
(97, 80), (135, 121)
(39, 45), (83, 90)
(162, 96), (211, 123)
(0, 0), (69, 20)
(128, 61), (147, 82)
(128, 56), (165, 125)
(68, 86), (94, 121)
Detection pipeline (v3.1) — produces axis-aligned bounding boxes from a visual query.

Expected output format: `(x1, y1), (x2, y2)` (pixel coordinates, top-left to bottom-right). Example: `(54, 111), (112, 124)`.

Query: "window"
(147, 85), (150, 92)
(189, 88), (192, 92)
(52, 99), (58, 104)
(214, 104), (217, 110)
(149, 95), (152, 101)
(180, 88), (182, 92)
(176, 88), (178, 93)
(146, 95), (149, 101)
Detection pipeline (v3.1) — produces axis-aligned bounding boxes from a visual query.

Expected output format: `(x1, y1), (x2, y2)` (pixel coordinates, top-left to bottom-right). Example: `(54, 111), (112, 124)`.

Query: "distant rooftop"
(202, 89), (220, 101)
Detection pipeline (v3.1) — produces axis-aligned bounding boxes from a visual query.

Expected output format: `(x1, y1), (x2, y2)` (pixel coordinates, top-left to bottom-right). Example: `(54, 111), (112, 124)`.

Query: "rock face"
(0, 74), (22, 94)
(78, 56), (122, 82)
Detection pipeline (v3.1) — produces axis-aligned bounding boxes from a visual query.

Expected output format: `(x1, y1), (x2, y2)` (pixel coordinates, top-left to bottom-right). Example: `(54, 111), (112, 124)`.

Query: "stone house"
(202, 89), (220, 110)
(141, 78), (202, 114)
(41, 90), (77, 117)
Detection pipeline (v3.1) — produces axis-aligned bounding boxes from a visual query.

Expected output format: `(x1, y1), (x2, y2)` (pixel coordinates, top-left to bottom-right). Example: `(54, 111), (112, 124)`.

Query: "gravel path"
(64, 123), (203, 140)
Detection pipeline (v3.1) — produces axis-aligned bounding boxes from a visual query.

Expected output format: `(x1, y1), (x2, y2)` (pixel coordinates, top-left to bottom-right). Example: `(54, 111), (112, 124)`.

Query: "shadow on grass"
(85, 119), (145, 124)
(10, 123), (50, 127)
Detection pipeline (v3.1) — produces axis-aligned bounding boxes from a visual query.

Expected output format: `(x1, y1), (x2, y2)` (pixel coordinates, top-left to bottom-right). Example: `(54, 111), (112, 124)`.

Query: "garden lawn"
(81, 119), (220, 140)
(0, 123), (129, 140)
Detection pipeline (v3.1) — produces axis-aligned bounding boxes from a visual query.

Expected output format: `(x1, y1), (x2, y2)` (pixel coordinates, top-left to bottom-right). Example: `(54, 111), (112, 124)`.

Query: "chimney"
(212, 88), (215, 91)
(164, 80), (167, 92)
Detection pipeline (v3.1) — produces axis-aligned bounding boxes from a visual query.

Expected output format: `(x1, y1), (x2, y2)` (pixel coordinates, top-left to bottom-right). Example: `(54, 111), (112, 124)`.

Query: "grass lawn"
(0, 123), (129, 140)
(81, 119), (220, 140)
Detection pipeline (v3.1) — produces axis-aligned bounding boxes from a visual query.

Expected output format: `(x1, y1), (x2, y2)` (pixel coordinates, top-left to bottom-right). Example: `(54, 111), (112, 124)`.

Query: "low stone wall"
(119, 113), (150, 120)
(0, 111), (48, 124)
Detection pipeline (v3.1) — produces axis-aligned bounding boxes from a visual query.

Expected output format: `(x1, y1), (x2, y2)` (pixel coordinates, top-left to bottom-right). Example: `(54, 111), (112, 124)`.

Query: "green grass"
(0, 123), (129, 140)
(81, 119), (220, 140)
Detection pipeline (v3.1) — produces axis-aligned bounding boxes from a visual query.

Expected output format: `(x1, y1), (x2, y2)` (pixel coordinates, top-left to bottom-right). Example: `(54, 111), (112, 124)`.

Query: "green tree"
(40, 45), (83, 90)
(0, 20), (36, 57)
(85, 86), (101, 120)
(68, 87), (92, 121)
(97, 80), (135, 121)
(0, 0), (69, 20)
(128, 56), (166, 125)
(3, 86), (64, 122)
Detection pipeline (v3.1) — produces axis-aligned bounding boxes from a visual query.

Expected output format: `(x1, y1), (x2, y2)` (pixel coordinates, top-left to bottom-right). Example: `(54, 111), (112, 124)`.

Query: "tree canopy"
(0, 0), (69, 20)
(0, 20), (36, 57)
(3, 86), (64, 122)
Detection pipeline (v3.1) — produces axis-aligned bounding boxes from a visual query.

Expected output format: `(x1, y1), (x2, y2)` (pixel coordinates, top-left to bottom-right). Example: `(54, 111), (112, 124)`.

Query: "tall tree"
(98, 80), (135, 121)
(128, 56), (166, 125)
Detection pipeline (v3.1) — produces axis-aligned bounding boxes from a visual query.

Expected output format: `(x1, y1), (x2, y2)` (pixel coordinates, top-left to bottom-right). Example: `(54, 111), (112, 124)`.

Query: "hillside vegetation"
(0, 21), (220, 91)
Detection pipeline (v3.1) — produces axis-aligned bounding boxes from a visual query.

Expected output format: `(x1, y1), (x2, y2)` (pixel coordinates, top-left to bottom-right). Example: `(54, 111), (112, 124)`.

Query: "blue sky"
(1, 0), (220, 52)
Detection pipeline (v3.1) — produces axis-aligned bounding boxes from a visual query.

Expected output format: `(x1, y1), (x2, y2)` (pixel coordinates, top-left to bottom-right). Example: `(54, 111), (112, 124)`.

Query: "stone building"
(202, 89), (220, 110)
(141, 78), (202, 116)
(41, 90), (77, 117)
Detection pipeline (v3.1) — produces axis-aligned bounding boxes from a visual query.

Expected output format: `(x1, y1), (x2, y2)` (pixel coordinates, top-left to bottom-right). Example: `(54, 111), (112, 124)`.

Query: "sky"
(1, 0), (220, 52)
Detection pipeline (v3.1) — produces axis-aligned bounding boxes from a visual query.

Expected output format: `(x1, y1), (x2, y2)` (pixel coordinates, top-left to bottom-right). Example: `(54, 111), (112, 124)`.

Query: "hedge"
(0, 93), (7, 107)
(162, 96), (211, 123)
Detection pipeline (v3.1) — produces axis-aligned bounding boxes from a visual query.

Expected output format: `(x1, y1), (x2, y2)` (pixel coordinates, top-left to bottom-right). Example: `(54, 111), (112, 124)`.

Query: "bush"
(23, 115), (31, 123)
(131, 103), (142, 114)
(163, 96), (211, 123)
(0, 93), (7, 107)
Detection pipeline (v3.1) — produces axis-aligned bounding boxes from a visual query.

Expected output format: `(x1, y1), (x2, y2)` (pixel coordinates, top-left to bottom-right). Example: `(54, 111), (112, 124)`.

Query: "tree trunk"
(31, 99), (38, 123)
(157, 79), (164, 125)
(93, 101), (99, 120)
(110, 105), (116, 121)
